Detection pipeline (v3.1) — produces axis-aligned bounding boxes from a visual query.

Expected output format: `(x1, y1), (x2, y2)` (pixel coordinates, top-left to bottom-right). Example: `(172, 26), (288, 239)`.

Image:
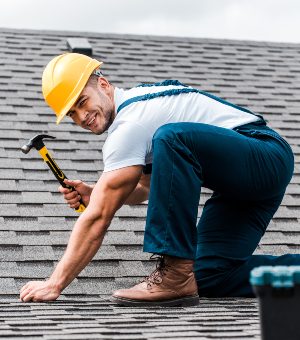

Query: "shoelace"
(141, 255), (170, 288)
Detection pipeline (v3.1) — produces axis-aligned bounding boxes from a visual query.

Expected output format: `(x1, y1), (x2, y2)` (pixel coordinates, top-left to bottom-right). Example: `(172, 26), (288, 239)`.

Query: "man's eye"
(79, 99), (86, 107)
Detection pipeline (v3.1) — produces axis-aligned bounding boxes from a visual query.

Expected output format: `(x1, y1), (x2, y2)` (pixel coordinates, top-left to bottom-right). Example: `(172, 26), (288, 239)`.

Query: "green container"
(250, 266), (300, 340)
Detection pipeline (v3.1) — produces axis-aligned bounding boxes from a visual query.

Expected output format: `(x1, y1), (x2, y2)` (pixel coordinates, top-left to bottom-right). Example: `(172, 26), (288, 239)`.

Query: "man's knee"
(152, 123), (180, 142)
(153, 122), (219, 148)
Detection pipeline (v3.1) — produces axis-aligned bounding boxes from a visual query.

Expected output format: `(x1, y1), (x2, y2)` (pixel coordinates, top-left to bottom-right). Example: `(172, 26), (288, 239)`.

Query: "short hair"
(86, 74), (99, 88)
(86, 70), (107, 89)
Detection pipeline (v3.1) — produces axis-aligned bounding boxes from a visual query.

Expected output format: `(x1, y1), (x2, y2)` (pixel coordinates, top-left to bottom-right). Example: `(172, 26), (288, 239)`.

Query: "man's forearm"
(48, 211), (109, 292)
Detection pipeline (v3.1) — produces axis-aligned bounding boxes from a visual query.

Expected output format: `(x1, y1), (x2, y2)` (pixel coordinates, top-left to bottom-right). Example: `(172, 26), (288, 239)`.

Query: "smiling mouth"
(88, 116), (96, 126)
(86, 114), (97, 128)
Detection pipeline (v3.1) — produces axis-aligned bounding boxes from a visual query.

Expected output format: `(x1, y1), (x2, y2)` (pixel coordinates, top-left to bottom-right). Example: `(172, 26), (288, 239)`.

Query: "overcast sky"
(1, 0), (299, 43)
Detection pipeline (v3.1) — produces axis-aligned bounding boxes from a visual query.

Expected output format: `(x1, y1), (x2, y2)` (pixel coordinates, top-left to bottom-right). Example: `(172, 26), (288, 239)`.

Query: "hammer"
(21, 134), (86, 213)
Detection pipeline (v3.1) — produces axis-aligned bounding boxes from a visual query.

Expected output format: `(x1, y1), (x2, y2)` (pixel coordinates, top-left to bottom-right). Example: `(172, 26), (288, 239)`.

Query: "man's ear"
(97, 76), (114, 100)
(97, 77), (110, 90)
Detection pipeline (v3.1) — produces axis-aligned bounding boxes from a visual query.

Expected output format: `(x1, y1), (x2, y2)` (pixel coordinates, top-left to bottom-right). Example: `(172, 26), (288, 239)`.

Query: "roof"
(0, 26), (300, 339)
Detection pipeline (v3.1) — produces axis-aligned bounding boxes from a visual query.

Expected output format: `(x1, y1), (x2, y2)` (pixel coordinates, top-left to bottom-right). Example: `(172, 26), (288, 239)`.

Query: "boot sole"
(112, 294), (200, 307)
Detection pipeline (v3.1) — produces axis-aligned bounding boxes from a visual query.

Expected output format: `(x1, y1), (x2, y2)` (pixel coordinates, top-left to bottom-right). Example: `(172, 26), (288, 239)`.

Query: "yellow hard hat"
(42, 53), (103, 124)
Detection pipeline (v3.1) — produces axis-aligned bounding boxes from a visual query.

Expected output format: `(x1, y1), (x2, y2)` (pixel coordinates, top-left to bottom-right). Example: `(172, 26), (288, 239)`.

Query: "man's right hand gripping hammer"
(59, 179), (93, 210)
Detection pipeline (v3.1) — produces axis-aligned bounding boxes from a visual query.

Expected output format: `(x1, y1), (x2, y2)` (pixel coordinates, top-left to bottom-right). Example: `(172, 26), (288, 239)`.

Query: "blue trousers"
(143, 121), (298, 297)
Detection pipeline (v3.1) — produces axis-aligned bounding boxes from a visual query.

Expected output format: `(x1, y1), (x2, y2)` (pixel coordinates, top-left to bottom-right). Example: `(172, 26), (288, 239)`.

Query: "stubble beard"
(94, 109), (115, 135)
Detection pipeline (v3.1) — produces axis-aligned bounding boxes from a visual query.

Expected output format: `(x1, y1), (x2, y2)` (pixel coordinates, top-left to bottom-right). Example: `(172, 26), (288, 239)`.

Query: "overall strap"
(136, 79), (188, 88)
(117, 80), (265, 122)
(117, 88), (199, 114)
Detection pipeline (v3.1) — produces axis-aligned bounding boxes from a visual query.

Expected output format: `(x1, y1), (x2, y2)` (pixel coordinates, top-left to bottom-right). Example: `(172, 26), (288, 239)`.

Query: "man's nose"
(77, 109), (88, 122)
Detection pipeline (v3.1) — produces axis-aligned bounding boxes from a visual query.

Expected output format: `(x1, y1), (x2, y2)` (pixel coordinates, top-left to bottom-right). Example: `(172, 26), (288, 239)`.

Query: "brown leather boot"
(112, 255), (199, 307)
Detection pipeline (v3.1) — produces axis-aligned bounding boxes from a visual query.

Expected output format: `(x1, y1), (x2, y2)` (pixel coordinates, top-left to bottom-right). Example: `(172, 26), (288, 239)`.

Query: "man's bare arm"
(20, 165), (143, 302)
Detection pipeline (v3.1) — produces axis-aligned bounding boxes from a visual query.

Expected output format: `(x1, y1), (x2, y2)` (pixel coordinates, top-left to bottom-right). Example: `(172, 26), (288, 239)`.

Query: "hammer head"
(21, 134), (56, 154)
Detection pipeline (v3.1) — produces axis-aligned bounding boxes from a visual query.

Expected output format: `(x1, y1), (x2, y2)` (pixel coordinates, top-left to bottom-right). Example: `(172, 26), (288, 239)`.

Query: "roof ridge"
(0, 26), (299, 47)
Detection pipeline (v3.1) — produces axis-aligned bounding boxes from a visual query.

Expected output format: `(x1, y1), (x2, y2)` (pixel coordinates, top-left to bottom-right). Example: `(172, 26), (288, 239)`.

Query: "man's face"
(67, 77), (115, 135)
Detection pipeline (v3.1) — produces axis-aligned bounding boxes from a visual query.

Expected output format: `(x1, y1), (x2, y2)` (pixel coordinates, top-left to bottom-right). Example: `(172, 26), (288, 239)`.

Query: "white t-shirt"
(102, 82), (260, 172)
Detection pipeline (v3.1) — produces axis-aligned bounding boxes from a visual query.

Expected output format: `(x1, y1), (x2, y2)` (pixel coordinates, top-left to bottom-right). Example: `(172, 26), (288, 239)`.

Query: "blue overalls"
(117, 80), (298, 297)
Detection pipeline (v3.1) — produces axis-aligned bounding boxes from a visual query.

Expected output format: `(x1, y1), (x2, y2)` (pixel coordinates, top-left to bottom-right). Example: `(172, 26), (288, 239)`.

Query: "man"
(20, 53), (297, 306)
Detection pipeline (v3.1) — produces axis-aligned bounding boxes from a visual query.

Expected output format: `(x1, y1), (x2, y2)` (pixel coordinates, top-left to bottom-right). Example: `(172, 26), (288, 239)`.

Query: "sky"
(0, 0), (299, 43)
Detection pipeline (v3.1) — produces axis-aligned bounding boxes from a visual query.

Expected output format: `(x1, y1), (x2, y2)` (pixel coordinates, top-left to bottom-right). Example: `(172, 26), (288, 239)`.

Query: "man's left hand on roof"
(19, 280), (61, 302)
